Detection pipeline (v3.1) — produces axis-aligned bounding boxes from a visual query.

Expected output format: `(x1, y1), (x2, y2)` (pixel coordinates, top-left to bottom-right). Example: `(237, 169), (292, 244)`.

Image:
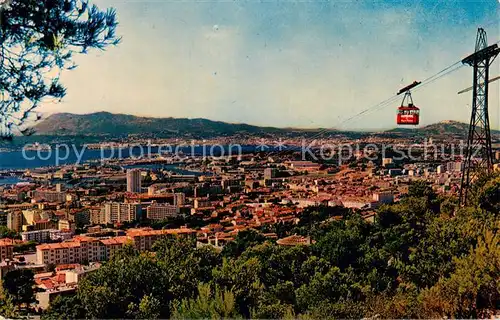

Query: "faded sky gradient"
(38, 0), (500, 130)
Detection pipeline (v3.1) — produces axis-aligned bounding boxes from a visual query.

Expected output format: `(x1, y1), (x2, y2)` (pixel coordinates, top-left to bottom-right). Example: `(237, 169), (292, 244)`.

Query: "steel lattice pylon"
(459, 28), (500, 206)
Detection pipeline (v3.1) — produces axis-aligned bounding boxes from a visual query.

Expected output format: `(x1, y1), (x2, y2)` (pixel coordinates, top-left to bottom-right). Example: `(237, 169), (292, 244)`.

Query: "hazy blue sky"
(39, 0), (500, 130)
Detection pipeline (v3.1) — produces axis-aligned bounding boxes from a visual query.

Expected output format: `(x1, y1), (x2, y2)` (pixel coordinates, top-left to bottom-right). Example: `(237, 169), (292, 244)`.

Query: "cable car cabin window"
(398, 108), (420, 115)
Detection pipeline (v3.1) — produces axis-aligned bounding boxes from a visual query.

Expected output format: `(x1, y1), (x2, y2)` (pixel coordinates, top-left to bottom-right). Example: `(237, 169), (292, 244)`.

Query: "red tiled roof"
(41, 279), (55, 289)
(37, 242), (81, 250)
(56, 264), (81, 271)
(100, 236), (129, 245)
(127, 227), (196, 237)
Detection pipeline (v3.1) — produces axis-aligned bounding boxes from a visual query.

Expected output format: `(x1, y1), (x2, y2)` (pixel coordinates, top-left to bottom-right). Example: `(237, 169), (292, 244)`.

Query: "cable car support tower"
(459, 28), (500, 206)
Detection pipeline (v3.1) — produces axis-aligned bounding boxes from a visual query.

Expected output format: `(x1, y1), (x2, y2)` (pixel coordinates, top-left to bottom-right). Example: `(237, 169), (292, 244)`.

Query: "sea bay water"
(0, 144), (281, 170)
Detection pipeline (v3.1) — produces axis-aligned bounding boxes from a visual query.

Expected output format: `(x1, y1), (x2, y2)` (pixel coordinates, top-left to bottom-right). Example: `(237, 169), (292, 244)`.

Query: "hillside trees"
(421, 228), (500, 318)
(40, 174), (500, 319)
(2, 268), (35, 308)
(171, 283), (242, 319)
(42, 295), (85, 320)
(0, 279), (17, 318)
(0, 225), (17, 238)
(0, 0), (120, 138)
(77, 247), (168, 318)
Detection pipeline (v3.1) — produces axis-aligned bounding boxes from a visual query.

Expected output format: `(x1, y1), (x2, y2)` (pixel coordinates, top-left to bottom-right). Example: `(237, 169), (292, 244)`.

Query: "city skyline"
(37, 0), (500, 130)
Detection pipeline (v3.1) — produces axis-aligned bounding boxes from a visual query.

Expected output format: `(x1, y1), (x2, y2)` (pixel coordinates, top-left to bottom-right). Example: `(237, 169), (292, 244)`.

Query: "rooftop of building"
(0, 238), (17, 246)
(276, 235), (312, 246)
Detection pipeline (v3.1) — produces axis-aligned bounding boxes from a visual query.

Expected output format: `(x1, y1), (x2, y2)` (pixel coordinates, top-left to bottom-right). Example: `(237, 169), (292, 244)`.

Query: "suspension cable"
(264, 58), (469, 158)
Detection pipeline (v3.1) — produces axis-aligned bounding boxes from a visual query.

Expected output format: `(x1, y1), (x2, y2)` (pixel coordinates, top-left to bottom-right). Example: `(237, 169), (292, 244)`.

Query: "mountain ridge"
(32, 112), (497, 137)
(32, 112), (328, 137)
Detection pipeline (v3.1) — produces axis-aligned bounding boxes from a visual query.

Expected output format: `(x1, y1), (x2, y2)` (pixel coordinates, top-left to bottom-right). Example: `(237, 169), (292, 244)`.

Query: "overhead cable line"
(264, 57), (471, 158)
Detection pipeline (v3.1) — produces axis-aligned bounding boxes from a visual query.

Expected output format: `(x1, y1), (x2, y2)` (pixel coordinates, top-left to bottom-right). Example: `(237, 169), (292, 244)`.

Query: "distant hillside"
(387, 120), (499, 136)
(33, 112), (291, 137)
(419, 120), (470, 135)
(32, 112), (498, 138)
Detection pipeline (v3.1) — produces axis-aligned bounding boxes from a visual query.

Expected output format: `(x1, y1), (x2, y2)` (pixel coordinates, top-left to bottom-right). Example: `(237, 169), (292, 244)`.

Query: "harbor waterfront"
(0, 145), (273, 170)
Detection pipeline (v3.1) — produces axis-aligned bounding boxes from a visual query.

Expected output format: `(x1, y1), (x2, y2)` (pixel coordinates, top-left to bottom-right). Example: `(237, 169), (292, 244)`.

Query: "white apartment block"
(102, 202), (141, 224)
(21, 229), (73, 243)
(146, 204), (179, 220)
(21, 230), (51, 243)
(90, 208), (106, 225)
(36, 236), (130, 265)
(36, 227), (196, 265)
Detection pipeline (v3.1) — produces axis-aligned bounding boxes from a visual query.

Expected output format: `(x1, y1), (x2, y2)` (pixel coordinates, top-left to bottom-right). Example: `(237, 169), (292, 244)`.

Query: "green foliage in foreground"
(0, 226), (18, 239)
(2, 269), (36, 308)
(27, 175), (500, 318)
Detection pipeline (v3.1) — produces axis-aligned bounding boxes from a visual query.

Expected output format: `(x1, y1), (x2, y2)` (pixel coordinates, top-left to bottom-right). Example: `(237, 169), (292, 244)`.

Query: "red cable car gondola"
(397, 81), (421, 126)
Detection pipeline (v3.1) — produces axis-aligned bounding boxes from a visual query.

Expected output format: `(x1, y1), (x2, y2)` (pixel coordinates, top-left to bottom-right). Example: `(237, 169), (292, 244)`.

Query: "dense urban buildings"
(0, 130), (499, 317)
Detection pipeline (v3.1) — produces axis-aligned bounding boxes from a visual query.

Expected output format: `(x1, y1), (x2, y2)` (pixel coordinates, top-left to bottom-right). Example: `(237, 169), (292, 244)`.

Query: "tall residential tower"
(126, 169), (142, 193)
